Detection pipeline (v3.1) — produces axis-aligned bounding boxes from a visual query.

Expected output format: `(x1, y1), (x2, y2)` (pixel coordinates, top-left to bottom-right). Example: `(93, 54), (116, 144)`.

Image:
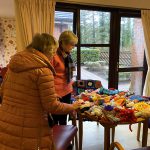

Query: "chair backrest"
(109, 142), (125, 150)
(72, 80), (102, 96)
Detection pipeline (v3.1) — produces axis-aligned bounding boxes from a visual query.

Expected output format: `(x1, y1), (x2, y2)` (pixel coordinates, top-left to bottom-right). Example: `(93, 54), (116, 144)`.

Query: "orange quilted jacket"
(0, 48), (74, 150)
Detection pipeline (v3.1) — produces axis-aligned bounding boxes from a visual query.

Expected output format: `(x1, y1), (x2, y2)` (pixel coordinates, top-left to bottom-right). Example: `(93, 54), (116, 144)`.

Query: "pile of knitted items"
(98, 87), (120, 95)
(129, 95), (150, 101)
(134, 102), (150, 112)
(103, 106), (137, 123)
(88, 105), (103, 117)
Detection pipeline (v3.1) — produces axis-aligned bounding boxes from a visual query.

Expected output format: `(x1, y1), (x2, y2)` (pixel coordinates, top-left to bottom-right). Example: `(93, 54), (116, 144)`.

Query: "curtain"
(14, 0), (56, 52)
(141, 10), (150, 96)
(0, 18), (17, 67)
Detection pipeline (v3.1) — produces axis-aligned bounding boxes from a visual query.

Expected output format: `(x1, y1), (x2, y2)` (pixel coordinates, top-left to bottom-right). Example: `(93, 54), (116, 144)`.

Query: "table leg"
(79, 114), (83, 150)
(104, 126), (111, 150)
(72, 115), (79, 150)
(142, 119), (149, 147)
(111, 127), (115, 143)
(137, 122), (141, 141)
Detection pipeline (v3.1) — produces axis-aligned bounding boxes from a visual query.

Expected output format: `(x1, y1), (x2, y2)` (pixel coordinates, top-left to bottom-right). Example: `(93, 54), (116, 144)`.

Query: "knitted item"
(98, 87), (119, 95)
(129, 95), (150, 101)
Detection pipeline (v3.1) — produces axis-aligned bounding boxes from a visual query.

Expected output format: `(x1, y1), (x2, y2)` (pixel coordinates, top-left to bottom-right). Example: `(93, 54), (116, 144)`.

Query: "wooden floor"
(70, 121), (150, 150)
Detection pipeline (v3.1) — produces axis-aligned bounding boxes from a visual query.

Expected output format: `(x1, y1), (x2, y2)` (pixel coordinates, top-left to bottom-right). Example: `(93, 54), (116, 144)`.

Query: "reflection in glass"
(54, 11), (73, 39)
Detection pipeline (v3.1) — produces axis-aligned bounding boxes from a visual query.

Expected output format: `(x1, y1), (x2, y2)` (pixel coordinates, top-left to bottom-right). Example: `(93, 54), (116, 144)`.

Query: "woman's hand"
(72, 101), (82, 110)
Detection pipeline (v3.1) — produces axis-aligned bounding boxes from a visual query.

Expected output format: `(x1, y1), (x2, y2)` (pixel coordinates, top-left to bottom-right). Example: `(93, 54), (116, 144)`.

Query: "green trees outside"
(120, 18), (134, 51)
(80, 10), (134, 50)
(80, 10), (110, 44)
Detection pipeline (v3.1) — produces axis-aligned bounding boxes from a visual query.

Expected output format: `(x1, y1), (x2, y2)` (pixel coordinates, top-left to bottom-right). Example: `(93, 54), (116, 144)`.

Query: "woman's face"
(63, 42), (75, 54)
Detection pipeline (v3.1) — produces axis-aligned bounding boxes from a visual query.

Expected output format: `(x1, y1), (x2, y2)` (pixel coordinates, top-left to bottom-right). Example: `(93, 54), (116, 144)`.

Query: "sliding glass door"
(55, 3), (147, 93)
(118, 16), (146, 95)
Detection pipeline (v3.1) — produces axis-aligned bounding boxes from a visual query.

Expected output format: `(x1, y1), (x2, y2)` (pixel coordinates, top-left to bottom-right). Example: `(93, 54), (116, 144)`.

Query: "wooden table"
(78, 112), (149, 150)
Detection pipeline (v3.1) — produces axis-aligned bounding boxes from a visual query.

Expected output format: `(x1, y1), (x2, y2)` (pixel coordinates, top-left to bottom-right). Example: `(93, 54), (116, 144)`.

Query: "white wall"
(0, 0), (150, 18)
(57, 0), (150, 9)
(0, 0), (15, 17)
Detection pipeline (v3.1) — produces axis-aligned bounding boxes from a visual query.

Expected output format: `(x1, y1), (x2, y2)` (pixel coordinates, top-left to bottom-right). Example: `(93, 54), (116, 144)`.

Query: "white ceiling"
(0, 0), (150, 18)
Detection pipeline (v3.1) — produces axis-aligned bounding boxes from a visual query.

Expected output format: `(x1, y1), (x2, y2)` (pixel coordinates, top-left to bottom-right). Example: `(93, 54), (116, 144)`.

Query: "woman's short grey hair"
(27, 33), (58, 53)
(59, 31), (78, 45)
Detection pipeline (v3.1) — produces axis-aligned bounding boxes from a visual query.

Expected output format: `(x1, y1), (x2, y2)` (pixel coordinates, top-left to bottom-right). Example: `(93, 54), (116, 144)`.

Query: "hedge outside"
(71, 49), (100, 64)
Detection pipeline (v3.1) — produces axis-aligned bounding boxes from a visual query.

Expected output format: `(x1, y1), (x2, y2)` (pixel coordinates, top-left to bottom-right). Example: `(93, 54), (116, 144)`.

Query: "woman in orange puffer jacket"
(0, 33), (80, 150)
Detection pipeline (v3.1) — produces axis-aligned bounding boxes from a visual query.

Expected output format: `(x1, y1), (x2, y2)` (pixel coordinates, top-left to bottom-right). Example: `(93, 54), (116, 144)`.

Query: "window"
(54, 11), (74, 39)
(54, 10), (77, 79)
(79, 10), (110, 88)
(55, 3), (147, 93)
(80, 47), (109, 88)
(118, 72), (143, 94)
(118, 17), (146, 94)
(80, 10), (110, 44)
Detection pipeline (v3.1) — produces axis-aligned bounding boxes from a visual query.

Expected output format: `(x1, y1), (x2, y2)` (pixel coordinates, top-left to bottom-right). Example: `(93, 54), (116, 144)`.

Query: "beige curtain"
(14, 0), (56, 51)
(141, 10), (150, 96)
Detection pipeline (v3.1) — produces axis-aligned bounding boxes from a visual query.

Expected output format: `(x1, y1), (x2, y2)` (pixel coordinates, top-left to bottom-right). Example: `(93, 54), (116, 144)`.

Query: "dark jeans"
(52, 93), (71, 125)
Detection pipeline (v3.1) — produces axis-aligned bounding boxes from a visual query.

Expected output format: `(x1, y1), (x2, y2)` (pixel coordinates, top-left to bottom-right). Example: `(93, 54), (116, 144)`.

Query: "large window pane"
(80, 10), (110, 44)
(80, 47), (109, 88)
(118, 71), (143, 95)
(119, 18), (145, 68)
(54, 11), (73, 39)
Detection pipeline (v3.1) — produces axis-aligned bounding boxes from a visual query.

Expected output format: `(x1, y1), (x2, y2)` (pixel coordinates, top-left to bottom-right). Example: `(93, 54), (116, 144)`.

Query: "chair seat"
(53, 125), (78, 150)
(133, 147), (150, 150)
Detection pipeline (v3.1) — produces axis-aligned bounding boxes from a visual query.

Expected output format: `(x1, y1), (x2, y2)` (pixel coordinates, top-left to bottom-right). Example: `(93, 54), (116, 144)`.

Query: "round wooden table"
(77, 111), (149, 150)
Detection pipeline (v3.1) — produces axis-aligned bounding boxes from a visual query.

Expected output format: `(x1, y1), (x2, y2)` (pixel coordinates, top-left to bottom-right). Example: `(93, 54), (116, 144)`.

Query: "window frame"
(55, 3), (147, 94)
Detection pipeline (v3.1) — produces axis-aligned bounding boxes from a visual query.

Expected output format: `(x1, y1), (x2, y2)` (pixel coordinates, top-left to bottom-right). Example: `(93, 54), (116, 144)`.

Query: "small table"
(78, 111), (149, 150)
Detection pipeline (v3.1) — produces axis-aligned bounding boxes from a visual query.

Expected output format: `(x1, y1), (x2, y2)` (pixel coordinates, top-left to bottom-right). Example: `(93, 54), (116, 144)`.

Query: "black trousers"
(52, 93), (71, 125)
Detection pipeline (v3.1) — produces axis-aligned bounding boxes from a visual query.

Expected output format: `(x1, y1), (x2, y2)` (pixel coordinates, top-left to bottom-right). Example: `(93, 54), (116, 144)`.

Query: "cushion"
(53, 125), (77, 150)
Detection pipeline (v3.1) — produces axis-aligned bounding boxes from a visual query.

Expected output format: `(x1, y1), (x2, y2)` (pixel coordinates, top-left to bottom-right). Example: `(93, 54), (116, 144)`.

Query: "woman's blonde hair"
(59, 31), (78, 45)
(27, 33), (58, 53)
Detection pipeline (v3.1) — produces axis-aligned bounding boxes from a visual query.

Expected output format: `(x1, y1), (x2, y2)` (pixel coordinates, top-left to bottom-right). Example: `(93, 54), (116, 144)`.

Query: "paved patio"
(80, 67), (130, 90)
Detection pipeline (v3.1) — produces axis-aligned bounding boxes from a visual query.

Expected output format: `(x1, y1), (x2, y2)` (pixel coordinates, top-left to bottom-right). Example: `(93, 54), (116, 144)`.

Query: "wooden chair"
(109, 142), (125, 150)
(53, 125), (78, 150)
(52, 115), (79, 150)
(109, 142), (150, 150)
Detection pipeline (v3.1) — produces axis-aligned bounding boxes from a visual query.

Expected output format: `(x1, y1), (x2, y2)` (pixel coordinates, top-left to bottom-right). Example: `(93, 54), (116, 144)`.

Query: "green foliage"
(71, 49), (100, 64)
(80, 10), (110, 44)
(120, 18), (133, 50)
(80, 11), (134, 49)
